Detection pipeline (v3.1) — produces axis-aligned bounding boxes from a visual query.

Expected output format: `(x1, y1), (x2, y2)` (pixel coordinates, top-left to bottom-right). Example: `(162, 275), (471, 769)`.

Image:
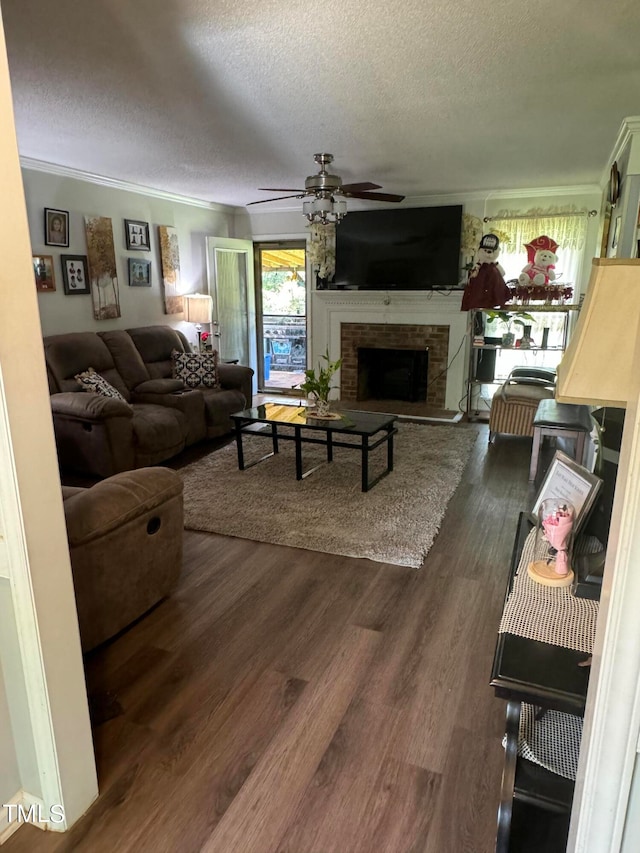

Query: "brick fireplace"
(310, 291), (468, 412)
(340, 323), (450, 408)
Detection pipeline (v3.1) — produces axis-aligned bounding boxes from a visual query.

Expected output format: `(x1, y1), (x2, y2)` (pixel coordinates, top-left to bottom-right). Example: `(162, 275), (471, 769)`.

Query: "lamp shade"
(556, 259), (640, 407)
(184, 292), (213, 324)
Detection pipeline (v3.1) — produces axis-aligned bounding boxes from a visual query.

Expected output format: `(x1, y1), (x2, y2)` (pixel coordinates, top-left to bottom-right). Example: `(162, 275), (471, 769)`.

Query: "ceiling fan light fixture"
(249, 152), (403, 221)
(303, 194), (348, 224)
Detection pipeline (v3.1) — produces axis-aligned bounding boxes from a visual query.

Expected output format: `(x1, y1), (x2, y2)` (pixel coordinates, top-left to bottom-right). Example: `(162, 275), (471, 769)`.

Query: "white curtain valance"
(486, 207), (591, 254)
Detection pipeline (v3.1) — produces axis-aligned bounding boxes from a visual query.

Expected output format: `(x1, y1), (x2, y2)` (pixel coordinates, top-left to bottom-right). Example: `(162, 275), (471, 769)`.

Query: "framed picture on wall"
(32, 255), (56, 292)
(44, 208), (69, 247)
(124, 219), (150, 251)
(128, 258), (151, 287)
(60, 254), (90, 295)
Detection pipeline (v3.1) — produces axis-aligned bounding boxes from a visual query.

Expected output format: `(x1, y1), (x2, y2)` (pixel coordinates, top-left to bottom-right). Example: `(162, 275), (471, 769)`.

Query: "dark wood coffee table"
(230, 403), (397, 492)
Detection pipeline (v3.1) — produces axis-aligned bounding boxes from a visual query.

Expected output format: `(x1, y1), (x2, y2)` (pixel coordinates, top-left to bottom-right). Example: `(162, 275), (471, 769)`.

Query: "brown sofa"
(62, 467), (184, 652)
(44, 325), (253, 478)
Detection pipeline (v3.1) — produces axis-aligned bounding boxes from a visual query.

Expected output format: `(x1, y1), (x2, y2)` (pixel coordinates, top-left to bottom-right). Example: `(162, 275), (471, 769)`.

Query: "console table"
(490, 513), (596, 852)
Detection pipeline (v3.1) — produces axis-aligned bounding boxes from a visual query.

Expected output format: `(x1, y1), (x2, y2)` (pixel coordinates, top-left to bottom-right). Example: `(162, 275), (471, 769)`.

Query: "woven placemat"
(503, 703), (583, 781)
(498, 530), (599, 653)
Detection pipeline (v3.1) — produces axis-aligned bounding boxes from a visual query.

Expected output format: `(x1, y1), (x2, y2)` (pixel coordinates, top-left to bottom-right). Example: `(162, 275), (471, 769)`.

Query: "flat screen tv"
(329, 205), (462, 291)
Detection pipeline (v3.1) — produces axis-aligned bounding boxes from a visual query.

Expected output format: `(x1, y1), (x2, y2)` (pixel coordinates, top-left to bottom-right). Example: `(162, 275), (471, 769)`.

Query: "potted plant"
(298, 349), (342, 416)
(484, 310), (535, 348)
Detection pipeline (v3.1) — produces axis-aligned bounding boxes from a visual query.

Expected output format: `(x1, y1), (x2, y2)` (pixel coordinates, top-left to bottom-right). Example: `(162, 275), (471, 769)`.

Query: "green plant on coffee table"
(298, 350), (342, 409)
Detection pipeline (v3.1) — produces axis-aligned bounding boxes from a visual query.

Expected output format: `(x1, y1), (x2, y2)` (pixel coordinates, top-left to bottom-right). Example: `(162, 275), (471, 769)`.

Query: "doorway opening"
(255, 242), (307, 394)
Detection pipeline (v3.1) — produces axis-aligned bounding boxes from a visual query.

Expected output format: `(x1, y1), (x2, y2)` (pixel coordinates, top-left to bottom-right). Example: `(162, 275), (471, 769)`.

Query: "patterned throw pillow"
(75, 367), (127, 402)
(171, 350), (220, 389)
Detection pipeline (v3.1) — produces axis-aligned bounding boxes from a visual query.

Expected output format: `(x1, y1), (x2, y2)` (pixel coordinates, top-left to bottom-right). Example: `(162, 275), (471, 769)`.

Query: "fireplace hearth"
(357, 347), (429, 402)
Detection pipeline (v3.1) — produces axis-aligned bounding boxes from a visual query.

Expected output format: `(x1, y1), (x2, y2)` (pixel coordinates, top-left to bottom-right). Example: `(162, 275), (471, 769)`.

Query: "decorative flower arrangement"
(461, 214), (483, 257)
(199, 331), (213, 352)
(507, 282), (574, 305)
(307, 222), (336, 281)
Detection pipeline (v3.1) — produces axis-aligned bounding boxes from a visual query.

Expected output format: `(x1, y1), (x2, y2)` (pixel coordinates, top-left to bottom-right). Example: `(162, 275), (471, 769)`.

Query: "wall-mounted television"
(328, 205), (463, 291)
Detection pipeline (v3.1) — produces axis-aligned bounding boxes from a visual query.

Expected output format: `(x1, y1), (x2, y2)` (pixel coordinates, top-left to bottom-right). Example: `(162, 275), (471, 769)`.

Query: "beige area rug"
(179, 423), (478, 568)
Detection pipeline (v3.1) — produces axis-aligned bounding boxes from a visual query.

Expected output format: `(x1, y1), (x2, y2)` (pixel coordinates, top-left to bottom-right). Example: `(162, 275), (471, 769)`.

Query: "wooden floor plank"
(352, 757), (443, 853)
(200, 625), (381, 853)
(276, 697), (403, 853)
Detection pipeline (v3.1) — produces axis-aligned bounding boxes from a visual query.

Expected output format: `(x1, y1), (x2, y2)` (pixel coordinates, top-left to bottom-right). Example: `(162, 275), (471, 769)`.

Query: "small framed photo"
(531, 451), (602, 534)
(61, 254), (90, 295)
(32, 255), (56, 292)
(44, 208), (69, 247)
(128, 258), (152, 287)
(124, 219), (150, 251)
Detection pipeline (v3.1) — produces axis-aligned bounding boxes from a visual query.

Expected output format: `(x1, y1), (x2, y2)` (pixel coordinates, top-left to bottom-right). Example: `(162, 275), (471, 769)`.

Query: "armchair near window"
(489, 367), (557, 444)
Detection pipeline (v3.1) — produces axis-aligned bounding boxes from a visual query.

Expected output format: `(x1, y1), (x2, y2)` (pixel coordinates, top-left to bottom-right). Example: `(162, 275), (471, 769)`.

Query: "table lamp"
(556, 259), (640, 407)
(184, 293), (213, 352)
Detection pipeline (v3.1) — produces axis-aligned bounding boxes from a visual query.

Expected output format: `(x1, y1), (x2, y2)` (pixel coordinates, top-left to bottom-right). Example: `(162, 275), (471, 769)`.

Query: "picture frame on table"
(32, 255), (56, 292)
(124, 219), (150, 251)
(60, 254), (90, 295)
(128, 258), (152, 287)
(44, 208), (69, 247)
(531, 450), (602, 534)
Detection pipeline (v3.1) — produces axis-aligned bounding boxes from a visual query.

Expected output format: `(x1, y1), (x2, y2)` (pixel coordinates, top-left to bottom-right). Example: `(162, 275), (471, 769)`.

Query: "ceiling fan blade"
(340, 181), (382, 192)
(257, 187), (306, 192)
(345, 191), (406, 202)
(246, 195), (304, 205)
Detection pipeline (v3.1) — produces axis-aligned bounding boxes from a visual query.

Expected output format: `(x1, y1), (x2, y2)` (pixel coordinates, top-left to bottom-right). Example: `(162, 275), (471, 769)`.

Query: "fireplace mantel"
(310, 290), (469, 412)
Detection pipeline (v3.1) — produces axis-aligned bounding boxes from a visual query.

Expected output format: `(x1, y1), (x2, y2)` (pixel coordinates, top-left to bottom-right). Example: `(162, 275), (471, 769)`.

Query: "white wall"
(22, 168), (237, 349)
(0, 9), (97, 838)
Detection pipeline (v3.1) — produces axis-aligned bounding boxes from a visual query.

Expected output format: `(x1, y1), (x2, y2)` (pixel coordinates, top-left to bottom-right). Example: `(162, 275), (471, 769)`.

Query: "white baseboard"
(0, 791), (51, 845)
(0, 791), (23, 846)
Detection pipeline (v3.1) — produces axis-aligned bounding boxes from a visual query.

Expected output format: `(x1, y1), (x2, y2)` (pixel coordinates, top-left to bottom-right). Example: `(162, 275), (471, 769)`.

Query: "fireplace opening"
(357, 347), (429, 402)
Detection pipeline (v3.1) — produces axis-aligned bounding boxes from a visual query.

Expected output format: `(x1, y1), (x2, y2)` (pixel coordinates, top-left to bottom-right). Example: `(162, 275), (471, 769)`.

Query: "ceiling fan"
(247, 153), (405, 223)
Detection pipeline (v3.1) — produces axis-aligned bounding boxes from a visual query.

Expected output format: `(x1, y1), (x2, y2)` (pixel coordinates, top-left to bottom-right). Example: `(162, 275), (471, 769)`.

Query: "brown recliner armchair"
(62, 467), (184, 653)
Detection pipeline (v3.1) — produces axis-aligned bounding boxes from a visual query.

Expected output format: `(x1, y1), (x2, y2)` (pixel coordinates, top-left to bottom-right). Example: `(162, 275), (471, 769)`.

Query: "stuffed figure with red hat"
(461, 233), (510, 311)
(518, 235), (559, 287)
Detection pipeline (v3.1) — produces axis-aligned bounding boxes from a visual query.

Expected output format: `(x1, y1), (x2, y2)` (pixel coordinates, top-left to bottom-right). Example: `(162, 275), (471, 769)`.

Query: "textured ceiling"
(2, 0), (640, 209)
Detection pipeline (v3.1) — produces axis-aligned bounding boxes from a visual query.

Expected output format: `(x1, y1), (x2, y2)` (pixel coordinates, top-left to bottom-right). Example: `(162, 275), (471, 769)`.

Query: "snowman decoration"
(461, 233), (510, 311)
(519, 236), (559, 287)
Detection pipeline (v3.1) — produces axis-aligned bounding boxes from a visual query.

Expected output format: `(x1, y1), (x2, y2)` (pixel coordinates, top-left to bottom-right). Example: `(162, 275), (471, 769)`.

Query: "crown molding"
(483, 184), (601, 200)
(601, 116), (640, 186)
(19, 157), (238, 213)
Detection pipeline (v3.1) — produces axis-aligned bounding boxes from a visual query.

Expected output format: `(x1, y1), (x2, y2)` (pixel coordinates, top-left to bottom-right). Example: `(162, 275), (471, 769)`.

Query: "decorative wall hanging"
(32, 255), (56, 291)
(44, 208), (69, 247)
(60, 254), (90, 295)
(158, 225), (183, 314)
(85, 216), (121, 320)
(128, 258), (151, 287)
(124, 219), (150, 251)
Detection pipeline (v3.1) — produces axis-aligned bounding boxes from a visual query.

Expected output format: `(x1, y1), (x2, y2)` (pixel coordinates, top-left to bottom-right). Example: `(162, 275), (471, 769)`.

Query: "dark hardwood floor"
(6, 425), (538, 853)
